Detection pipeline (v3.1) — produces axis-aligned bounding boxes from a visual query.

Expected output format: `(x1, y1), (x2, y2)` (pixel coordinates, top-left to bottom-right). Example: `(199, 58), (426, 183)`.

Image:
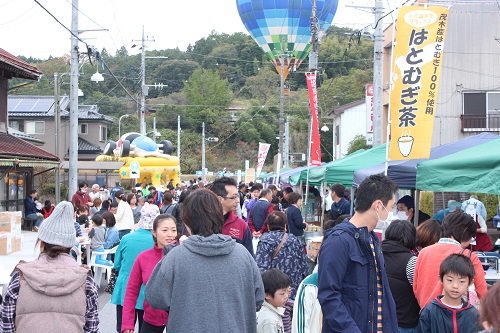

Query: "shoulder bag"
(272, 232), (288, 260)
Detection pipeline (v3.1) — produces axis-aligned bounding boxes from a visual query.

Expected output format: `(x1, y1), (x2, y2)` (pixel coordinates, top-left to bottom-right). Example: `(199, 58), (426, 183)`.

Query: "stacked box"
(0, 211), (23, 255)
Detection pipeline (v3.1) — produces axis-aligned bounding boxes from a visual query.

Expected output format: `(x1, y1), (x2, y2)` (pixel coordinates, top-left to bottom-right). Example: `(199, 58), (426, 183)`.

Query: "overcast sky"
(1, 0), (407, 59)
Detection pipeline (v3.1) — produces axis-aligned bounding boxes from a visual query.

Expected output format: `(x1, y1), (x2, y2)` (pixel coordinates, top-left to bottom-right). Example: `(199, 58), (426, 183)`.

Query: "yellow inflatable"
(97, 132), (180, 188)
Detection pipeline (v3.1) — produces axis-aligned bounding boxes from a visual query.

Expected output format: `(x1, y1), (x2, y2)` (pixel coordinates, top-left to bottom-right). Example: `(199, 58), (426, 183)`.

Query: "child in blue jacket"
(418, 253), (481, 333)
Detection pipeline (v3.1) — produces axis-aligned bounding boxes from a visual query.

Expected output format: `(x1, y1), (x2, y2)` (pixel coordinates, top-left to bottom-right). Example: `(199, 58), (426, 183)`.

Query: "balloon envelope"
(236, 0), (338, 78)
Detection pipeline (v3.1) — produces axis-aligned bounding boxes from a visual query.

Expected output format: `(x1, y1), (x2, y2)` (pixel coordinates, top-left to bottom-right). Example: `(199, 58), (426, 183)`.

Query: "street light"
(118, 114), (130, 138)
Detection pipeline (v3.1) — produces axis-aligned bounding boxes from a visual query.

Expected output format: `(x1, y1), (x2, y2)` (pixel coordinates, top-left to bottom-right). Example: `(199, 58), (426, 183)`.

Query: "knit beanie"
(38, 201), (76, 248)
(135, 203), (160, 230)
(397, 195), (415, 210)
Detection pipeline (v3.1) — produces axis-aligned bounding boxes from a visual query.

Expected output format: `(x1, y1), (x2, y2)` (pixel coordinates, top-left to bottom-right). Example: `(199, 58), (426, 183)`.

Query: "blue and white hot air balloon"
(236, 0), (339, 79)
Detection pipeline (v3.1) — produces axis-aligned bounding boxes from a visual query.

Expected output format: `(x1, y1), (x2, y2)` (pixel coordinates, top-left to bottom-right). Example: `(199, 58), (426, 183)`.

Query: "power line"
(33, 0), (88, 46)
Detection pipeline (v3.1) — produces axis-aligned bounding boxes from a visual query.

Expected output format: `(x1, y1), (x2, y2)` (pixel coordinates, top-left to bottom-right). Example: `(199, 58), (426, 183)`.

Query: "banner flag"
(366, 83), (374, 145)
(306, 73), (322, 166)
(389, 6), (449, 160)
(256, 143), (271, 177)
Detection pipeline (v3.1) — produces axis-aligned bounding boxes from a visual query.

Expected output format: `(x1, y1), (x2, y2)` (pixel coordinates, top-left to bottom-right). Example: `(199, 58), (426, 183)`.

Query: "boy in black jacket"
(418, 253), (481, 333)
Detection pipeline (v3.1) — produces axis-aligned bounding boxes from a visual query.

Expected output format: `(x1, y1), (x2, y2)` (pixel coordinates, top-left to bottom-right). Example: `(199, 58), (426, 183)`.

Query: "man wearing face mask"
(396, 195), (430, 225)
(318, 174), (399, 333)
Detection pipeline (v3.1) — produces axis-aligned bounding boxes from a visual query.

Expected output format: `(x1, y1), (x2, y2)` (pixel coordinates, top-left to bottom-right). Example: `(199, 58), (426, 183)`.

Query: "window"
(25, 121), (45, 134)
(8, 120), (24, 132)
(79, 123), (88, 134)
(462, 92), (500, 131)
(100, 125), (107, 142)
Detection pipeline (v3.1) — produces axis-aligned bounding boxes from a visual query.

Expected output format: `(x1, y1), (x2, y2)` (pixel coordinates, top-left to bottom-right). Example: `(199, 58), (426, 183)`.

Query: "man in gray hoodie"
(145, 189), (264, 333)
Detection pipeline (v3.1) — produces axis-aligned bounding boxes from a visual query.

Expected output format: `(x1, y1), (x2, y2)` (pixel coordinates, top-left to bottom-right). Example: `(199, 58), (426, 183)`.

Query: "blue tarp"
(352, 132), (500, 188)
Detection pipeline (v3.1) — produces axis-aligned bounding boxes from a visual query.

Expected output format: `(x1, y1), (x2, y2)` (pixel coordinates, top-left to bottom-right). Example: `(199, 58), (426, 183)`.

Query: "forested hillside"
(10, 26), (374, 173)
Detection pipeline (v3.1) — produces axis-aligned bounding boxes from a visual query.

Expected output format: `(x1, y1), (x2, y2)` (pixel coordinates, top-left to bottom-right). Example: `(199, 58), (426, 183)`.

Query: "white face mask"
(377, 204), (395, 224)
(396, 211), (409, 220)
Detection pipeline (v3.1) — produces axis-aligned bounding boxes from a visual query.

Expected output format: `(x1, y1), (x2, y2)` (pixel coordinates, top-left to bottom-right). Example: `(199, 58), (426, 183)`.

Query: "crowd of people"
(2, 176), (500, 333)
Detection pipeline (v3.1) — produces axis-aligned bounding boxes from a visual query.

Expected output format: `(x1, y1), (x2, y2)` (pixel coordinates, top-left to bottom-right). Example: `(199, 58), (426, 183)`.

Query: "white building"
(328, 100), (369, 159)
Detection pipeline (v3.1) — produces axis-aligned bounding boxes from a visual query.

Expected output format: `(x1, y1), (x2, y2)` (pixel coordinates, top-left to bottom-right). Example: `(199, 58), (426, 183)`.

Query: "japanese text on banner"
(389, 6), (449, 160)
(256, 143), (271, 177)
(306, 73), (322, 166)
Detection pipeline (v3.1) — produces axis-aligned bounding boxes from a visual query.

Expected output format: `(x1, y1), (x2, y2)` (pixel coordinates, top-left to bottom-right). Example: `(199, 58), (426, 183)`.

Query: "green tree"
(183, 68), (233, 129)
(318, 68), (373, 112)
(241, 68), (280, 104)
(152, 59), (200, 96)
(347, 134), (370, 155)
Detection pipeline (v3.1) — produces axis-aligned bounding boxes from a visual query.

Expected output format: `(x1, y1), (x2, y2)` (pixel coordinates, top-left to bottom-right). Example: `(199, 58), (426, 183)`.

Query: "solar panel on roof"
(31, 99), (54, 113)
(7, 97), (53, 114)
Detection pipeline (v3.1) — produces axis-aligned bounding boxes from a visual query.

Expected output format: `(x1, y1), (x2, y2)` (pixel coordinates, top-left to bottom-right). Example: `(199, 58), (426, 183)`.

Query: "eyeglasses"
(223, 195), (239, 200)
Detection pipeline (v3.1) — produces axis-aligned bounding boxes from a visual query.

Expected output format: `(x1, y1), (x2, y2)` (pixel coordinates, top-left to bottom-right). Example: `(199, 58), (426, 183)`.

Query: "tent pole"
(321, 182), (327, 228)
(442, 192), (447, 218)
(350, 187), (355, 215)
(385, 16), (397, 175)
(414, 189), (420, 227)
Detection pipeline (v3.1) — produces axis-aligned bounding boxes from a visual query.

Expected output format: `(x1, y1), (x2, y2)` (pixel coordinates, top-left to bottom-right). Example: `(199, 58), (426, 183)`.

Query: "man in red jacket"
(209, 177), (254, 256)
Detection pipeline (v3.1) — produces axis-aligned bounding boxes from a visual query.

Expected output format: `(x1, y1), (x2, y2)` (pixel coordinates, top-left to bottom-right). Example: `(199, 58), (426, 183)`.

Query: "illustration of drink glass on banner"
(389, 6), (449, 160)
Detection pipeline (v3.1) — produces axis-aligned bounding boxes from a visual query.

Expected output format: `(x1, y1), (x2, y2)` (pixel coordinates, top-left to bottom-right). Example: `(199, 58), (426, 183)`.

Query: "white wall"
(333, 102), (368, 159)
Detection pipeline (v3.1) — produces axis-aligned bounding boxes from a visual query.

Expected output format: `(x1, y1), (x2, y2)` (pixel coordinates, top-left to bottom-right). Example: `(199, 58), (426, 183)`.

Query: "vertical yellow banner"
(389, 6), (449, 160)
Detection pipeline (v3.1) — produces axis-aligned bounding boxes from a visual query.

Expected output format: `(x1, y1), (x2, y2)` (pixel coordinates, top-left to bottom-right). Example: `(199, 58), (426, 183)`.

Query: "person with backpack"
(462, 195), (493, 252)
(461, 195), (487, 221)
(160, 192), (177, 215)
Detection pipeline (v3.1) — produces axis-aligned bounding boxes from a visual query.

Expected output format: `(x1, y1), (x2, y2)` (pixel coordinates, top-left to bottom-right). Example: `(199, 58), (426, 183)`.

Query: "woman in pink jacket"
(121, 213), (178, 333)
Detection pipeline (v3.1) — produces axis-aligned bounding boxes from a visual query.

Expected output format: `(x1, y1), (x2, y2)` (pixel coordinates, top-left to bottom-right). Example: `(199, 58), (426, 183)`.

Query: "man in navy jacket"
(318, 175), (399, 333)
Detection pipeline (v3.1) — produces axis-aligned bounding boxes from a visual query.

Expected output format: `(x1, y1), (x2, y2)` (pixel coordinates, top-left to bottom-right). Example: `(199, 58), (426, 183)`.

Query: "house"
(328, 99), (368, 159)
(0, 48), (59, 211)
(8, 95), (113, 161)
(381, 0), (500, 146)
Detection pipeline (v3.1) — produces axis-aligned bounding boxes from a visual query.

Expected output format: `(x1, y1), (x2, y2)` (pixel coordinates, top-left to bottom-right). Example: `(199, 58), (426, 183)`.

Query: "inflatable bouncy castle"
(96, 132), (180, 188)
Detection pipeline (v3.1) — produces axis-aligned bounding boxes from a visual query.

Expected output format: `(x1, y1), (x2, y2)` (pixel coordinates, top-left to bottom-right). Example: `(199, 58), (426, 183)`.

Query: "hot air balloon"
(236, 0), (338, 79)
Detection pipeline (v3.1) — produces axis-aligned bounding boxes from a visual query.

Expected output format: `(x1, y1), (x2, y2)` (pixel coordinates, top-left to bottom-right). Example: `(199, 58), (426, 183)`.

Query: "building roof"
(7, 95), (112, 122)
(78, 137), (102, 153)
(328, 99), (365, 117)
(78, 105), (113, 122)
(0, 132), (58, 161)
(0, 49), (43, 80)
(7, 127), (44, 145)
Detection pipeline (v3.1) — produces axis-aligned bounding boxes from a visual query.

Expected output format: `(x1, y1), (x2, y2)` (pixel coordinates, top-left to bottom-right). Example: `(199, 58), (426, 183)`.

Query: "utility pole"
(132, 26), (155, 135)
(69, 0), (79, 200)
(54, 73), (61, 204)
(152, 117), (157, 143)
(373, 0), (384, 146)
(201, 122), (206, 184)
(139, 27), (147, 135)
(177, 115), (181, 158)
(309, 0), (319, 72)
(284, 116), (290, 168)
(278, 38), (286, 167)
(346, 1), (384, 147)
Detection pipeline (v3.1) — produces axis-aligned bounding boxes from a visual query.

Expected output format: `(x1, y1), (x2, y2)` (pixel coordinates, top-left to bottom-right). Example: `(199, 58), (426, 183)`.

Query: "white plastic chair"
(88, 245), (118, 288)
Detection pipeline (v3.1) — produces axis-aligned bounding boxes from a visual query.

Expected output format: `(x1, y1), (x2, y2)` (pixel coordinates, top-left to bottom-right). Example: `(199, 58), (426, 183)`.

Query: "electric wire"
(33, 0), (88, 46)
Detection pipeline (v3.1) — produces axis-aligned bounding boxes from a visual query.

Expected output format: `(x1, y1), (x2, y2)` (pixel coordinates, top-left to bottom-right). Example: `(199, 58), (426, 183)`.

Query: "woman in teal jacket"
(111, 203), (158, 333)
